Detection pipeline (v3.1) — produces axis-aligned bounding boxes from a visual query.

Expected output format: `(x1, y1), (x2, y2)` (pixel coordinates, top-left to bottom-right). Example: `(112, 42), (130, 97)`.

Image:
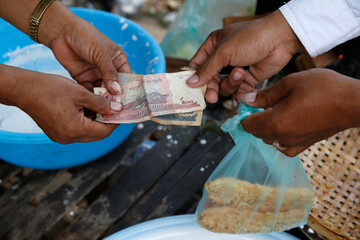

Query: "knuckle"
(262, 91), (273, 106)
(209, 30), (218, 39)
(219, 82), (232, 97)
(284, 149), (297, 158)
(96, 96), (109, 111)
(115, 52), (128, 63)
(103, 129), (113, 138)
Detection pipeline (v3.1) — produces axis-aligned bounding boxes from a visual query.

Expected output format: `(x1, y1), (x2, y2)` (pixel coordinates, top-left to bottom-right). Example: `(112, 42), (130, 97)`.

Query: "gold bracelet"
(29, 0), (55, 42)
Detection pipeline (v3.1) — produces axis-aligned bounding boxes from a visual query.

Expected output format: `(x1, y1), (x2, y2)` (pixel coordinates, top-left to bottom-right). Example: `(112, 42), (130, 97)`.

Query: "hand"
(241, 69), (360, 157)
(39, 1), (132, 94)
(187, 10), (302, 103)
(7, 67), (122, 144)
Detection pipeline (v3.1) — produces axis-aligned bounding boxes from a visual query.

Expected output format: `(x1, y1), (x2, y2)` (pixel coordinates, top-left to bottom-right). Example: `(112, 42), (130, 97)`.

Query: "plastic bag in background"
(195, 103), (314, 234)
(161, 0), (257, 60)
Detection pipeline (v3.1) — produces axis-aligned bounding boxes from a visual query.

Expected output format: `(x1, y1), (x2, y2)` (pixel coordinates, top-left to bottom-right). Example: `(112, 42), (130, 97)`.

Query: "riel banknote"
(94, 71), (206, 126)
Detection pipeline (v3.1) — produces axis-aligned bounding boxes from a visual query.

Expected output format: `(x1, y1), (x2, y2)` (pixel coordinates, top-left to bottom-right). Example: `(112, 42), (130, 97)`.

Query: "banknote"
(94, 71), (206, 126)
(152, 111), (203, 126)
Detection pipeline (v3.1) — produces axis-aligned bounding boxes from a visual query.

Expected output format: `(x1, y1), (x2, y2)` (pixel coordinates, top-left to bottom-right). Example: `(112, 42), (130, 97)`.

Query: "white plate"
(105, 215), (299, 240)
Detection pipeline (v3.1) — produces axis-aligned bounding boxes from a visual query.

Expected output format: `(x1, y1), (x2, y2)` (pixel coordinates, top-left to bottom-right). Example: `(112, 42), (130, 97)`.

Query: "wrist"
(0, 64), (25, 106)
(266, 10), (303, 55)
(37, 1), (76, 47)
(0, 64), (43, 110)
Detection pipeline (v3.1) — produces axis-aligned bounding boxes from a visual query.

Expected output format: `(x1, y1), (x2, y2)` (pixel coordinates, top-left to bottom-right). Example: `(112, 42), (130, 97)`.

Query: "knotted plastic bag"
(195, 103), (314, 234)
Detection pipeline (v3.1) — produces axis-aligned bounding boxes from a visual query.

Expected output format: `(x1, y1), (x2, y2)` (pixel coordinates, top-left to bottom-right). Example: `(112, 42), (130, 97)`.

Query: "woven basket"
(300, 128), (360, 240)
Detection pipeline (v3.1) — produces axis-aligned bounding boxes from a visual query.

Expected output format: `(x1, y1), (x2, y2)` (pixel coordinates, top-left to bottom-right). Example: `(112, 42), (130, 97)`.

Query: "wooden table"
(0, 57), (308, 240)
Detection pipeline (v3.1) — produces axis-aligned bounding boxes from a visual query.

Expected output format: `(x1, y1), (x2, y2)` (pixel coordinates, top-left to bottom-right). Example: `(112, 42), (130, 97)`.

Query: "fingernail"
(235, 94), (242, 103)
(187, 74), (199, 84)
(244, 92), (257, 103)
(111, 82), (122, 94)
(111, 102), (122, 111)
(233, 71), (243, 81)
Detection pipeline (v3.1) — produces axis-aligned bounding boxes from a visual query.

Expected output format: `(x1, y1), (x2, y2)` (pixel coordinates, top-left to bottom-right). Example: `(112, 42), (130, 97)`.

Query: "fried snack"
(205, 177), (314, 212)
(198, 206), (308, 234)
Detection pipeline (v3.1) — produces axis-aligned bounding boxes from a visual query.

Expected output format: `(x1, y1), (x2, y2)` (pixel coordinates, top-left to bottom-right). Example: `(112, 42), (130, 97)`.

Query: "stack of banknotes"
(94, 70), (206, 126)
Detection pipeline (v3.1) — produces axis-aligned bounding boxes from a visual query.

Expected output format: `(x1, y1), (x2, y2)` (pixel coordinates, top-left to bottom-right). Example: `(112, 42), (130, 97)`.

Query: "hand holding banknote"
(94, 71), (206, 126)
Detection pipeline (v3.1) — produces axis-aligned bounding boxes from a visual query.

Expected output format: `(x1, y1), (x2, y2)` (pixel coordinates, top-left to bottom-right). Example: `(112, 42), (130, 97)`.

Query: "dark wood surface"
(0, 122), (233, 240)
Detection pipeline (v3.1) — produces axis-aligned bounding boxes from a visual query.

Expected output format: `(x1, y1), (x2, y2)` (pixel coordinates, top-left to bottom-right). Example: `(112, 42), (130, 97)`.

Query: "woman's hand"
(41, 2), (132, 94)
(3, 65), (121, 144)
(187, 10), (302, 103)
(0, 1), (132, 94)
(241, 69), (360, 157)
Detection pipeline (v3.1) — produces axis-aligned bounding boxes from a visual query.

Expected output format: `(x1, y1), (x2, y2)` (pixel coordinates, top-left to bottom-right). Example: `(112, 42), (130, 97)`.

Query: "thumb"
(187, 48), (227, 88)
(82, 91), (122, 115)
(243, 80), (291, 109)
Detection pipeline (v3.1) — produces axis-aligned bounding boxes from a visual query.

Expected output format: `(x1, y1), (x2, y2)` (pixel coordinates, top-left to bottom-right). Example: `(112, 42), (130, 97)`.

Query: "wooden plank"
(0, 170), (60, 211)
(56, 126), (200, 240)
(165, 56), (189, 73)
(5, 122), (157, 240)
(146, 134), (233, 220)
(0, 170), (61, 237)
(186, 198), (201, 214)
(0, 161), (20, 181)
(104, 131), (222, 234)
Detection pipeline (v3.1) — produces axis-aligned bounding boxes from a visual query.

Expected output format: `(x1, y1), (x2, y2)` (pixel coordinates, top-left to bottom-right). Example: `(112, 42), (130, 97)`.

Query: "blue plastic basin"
(0, 8), (166, 169)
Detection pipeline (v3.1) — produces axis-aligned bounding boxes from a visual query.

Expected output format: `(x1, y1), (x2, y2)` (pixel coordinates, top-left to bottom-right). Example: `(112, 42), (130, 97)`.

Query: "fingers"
(262, 138), (309, 157)
(281, 145), (309, 157)
(79, 117), (118, 142)
(249, 128), (310, 157)
(80, 82), (95, 92)
(205, 78), (220, 103)
(81, 90), (122, 115)
(97, 53), (123, 95)
(100, 47), (131, 95)
(219, 67), (246, 97)
(241, 110), (269, 136)
(75, 90), (120, 142)
(113, 49), (132, 73)
(235, 87), (258, 103)
(187, 45), (228, 88)
(189, 31), (218, 67)
(243, 79), (292, 109)
(74, 66), (102, 84)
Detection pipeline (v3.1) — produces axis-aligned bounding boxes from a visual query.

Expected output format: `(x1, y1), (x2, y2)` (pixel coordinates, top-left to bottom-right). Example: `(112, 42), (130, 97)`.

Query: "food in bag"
(195, 103), (315, 234)
(205, 178), (314, 211)
(198, 207), (307, 233)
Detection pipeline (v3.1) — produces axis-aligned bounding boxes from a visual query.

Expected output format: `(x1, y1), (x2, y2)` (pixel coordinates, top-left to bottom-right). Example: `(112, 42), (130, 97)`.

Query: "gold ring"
(273, 141), (287, 151)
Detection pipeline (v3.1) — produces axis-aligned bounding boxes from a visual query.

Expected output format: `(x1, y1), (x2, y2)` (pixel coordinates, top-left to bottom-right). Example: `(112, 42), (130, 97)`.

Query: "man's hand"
(187, 10), (302, 103)
(241, 69), (360, 157)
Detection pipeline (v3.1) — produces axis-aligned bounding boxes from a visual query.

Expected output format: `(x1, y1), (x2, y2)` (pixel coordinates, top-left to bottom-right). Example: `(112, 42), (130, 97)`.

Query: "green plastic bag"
(195, 103), (314, 234)
(161, 0), (257, 60)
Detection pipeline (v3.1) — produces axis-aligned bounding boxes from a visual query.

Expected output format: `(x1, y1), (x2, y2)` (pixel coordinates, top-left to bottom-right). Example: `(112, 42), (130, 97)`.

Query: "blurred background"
(61, 0), (185, 43)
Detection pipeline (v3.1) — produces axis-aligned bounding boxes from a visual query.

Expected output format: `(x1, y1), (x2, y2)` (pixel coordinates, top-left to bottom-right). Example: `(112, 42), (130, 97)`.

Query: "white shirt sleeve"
(280, 0), (360, 57)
